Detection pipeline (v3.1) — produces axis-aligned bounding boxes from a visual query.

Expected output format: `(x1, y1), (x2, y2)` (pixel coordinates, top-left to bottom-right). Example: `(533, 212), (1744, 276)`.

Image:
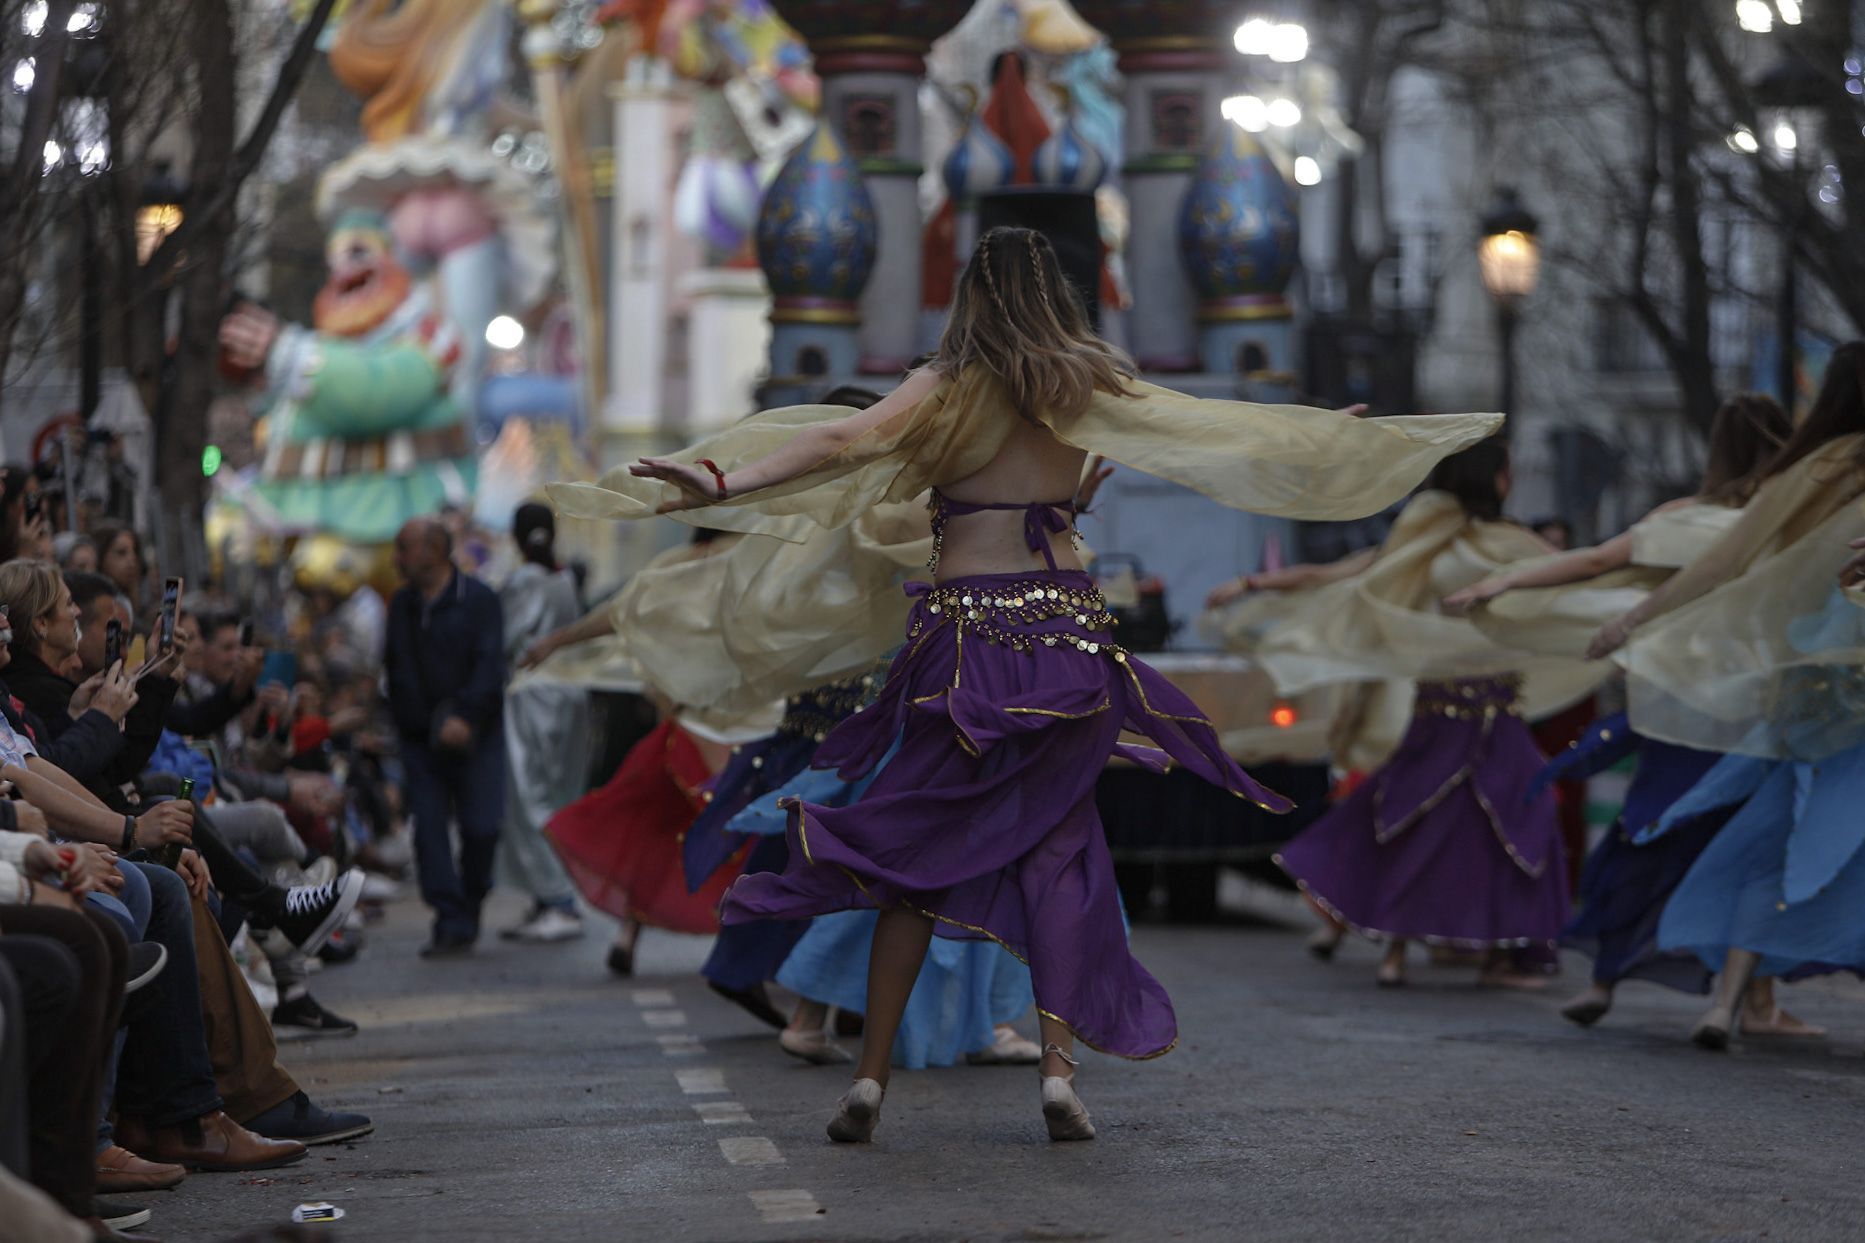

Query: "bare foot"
(1741, 1004), (1828, 1038)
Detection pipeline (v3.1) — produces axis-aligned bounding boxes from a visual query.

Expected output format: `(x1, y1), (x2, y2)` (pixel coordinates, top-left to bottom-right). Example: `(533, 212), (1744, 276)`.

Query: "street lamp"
(1477, 186), (1540, 420)
(136, 164), (186, 266)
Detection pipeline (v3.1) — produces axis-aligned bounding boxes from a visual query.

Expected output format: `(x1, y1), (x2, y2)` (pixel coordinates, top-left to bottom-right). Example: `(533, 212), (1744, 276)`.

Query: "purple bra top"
(929, 488), (1078, 572)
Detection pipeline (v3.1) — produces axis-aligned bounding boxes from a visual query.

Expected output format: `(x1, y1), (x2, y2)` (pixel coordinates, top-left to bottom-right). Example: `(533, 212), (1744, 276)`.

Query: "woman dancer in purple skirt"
(559, 227), (1499, 1143)
(1217, 441), (1580, 988)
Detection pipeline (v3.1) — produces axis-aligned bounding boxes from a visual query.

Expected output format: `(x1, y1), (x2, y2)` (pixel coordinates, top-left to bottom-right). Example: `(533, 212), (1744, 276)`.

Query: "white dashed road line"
(632, 981), (817, 1224)
(675, 1068), (727, 1095)
(718, 1137), (785, 1166)
(656, 1034), (705, 1057)
(749, 1189), (824, 1223)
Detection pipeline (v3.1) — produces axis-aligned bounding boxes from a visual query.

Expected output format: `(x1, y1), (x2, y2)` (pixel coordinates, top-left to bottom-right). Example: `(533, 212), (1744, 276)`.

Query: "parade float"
(214, 0), (562, 592)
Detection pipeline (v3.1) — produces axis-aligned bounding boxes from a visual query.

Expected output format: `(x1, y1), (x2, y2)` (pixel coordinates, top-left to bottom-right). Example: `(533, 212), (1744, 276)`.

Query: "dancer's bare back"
(935, 413), (1089, 581)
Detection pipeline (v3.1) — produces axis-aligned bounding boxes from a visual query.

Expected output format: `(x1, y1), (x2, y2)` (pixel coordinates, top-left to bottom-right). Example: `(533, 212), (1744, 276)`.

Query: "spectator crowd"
(0, 460), (440, 1241)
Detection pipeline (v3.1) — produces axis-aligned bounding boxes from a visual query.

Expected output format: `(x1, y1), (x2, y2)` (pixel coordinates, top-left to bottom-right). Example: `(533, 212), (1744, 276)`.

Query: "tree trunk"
(1660, 0), (1718, 436)
(153, 0), (239, 550)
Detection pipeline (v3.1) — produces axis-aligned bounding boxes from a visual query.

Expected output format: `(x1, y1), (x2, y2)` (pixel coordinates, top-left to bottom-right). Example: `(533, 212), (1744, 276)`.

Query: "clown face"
(313, 220), (414, 339)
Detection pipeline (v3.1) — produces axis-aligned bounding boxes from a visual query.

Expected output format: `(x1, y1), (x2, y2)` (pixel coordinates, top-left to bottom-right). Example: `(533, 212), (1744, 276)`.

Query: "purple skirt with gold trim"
(721, 570), (1292, 1059)
(1275, 677), (1570, 952)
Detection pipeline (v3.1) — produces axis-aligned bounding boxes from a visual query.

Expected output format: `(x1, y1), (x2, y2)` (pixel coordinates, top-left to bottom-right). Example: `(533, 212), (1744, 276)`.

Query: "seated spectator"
(53, 534), (96, 575)
(0, 565), (361, 958)
(0, 563), (372, 1163)
(169, 612), (360, 1037)
(0, 828), (134, 1233)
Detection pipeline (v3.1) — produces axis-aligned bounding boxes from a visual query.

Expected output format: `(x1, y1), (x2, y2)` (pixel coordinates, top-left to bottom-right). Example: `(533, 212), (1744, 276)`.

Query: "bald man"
(385, 517), (508, 956)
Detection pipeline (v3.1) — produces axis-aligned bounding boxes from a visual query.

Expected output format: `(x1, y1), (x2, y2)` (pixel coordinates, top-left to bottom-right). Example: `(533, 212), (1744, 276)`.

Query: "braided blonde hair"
(932, 226), (1134, 423)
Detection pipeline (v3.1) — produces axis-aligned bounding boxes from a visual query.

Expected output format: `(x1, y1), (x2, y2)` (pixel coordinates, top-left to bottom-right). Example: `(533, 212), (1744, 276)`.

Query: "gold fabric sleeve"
(1618, 453), (1865, 760)
(547, 368), (1505, 535)
(616, 501), (932, 716)
(1211, 492), (1602, 766)
(1468, 500), (1739, 660)
(1618, 436), (1865, 630)
(512, 513), (929, 720)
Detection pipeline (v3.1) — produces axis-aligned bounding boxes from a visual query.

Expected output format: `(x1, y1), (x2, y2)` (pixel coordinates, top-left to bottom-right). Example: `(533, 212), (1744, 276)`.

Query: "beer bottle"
(162, 776), (196, 869)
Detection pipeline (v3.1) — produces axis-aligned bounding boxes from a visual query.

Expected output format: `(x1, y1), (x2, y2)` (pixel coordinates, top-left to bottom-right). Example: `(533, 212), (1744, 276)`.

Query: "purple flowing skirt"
(721, 570), (1292, 1059)
(1275, 677), (1570, 951)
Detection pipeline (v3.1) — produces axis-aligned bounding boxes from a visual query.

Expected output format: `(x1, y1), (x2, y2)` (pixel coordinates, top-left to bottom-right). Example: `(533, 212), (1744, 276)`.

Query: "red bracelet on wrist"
(697, 459), (728, 500)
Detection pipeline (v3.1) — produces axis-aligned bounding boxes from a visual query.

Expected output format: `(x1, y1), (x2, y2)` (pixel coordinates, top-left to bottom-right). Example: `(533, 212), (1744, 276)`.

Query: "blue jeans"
(404, 735), (506, 941)
(113, 863), (222, 1128)
(87, 859), (155, 1149)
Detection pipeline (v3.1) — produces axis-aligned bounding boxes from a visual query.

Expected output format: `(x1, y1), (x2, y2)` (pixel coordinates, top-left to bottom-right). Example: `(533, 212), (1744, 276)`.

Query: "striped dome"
(942, 116), (1016, 201)
(1031, 117), (1107, 192)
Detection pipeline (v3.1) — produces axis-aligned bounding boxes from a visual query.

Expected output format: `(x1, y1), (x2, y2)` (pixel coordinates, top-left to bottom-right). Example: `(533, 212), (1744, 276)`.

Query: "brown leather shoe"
(146, 1110), (307, 1172)
(97, 1143), (187, 1193)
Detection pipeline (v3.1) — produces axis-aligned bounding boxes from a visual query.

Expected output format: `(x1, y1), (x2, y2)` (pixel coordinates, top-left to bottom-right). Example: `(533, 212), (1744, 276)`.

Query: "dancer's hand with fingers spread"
(629, 457), (724, 513)
(1205, 576), (1253, 611)
(1840, 536), (1865, 589)
(1073, 456), (1115, 514)
(1443, 575), (1508, 612)
(1586, 614), (1633, 661)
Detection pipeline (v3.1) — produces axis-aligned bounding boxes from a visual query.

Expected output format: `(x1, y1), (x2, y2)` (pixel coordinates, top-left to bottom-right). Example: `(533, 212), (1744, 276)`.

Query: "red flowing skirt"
(545, 719), (743, 933)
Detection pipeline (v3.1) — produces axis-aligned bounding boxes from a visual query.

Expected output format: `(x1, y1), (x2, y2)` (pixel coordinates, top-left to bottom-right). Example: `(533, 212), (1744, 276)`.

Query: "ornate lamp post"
(1476, 186), (1540, 421)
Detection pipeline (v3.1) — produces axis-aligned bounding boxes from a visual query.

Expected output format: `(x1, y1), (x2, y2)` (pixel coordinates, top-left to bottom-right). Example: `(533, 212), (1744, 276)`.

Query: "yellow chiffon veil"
(549, 369), (1502, 534)
(1615, 436), (1865, 759)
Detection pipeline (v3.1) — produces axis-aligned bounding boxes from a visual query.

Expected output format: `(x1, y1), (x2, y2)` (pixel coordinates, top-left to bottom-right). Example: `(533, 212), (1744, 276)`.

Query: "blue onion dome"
(1031, 114), (1108, 192)
(942, 113), (1016, 202)
(756, 123), (879, 302)
(1176, 126), (1299, 301)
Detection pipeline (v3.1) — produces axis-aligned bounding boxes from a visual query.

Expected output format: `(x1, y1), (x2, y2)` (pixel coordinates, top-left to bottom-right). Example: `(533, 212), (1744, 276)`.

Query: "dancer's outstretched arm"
(1444, 530), (1635, 609)
(632, 369), (944, 512)
(1205, 548), (1377, 610)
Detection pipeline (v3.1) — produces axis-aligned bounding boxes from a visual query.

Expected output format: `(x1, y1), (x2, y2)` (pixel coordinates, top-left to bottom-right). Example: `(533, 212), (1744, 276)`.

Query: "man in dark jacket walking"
(385, 517), (507, 956)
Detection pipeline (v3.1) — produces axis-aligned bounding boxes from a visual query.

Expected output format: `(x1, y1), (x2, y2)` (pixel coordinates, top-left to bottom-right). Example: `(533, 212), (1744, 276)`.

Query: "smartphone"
(22, 492), (41, 524)
(104, 618), (124, 669)
(237, 619), (255, 648)
(158, 576), (183, 653)
(260, 650), (298, 689)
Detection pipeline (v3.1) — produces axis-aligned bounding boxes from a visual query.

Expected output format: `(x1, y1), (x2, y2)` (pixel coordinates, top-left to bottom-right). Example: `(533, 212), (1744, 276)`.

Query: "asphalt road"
(154, 883), (1865, 1243)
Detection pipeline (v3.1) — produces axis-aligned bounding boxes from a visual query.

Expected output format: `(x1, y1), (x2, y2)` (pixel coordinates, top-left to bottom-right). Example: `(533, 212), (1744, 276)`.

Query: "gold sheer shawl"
(1468, 501), (1741, 660)
(1212, 492), (1602, 767)
(548, 368), (1503, 533)
(614, 501), (932, 716)
(1616, 438), (1865, 759)
(524, 504), (932, 717)
(512, 539), (729, 694)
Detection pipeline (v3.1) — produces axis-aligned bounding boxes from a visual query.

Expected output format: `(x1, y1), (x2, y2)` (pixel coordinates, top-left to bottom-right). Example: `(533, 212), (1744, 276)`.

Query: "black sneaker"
(419, 932), (475, 959)
(243, 1090), (374, 1146)
(123, 942), (168, 995)
(271, 869), (365, 955)
(272, 991), (360, 1040)
(95, 1198), (151, 1230)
